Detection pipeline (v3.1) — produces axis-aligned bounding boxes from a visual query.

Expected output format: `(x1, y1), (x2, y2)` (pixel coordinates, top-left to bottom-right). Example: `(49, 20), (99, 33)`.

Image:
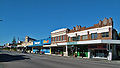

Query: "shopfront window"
(82, 35), (88, 40)
(102, 32), (109, 37)
(91, 33), (97, 39)
(51, 47), (63, 55)
(92, 50), (108, 58)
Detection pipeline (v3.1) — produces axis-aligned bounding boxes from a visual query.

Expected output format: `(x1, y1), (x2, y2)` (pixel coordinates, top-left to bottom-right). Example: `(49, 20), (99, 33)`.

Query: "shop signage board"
(28, 40), (43, 47)
(67, 42), (77, 45)
(42, 38), (51, 45)
(88, 45), (107, 49)
(33, 40), (42, 45)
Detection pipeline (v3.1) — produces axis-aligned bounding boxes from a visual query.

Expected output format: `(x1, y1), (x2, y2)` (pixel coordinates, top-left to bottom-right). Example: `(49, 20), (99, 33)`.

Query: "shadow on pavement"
(0, 54), (30, 62)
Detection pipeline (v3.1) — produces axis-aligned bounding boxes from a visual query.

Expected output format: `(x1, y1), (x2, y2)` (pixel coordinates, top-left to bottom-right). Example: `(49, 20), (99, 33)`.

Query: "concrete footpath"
(43, 54), (120, 65)
(1, 50), (120, 65)
(1, 50), (120, 68)
(0, 64), (4, 68)
(2, 49), (120, 63)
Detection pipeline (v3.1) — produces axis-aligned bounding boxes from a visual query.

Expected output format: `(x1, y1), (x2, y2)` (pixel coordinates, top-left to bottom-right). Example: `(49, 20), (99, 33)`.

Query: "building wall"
(51, 17), (113, 44)
(50, 17), (120, 60)
(51, 28), (68, 44)
(67, 18), (113, 42)
(21, 36), (36, 47)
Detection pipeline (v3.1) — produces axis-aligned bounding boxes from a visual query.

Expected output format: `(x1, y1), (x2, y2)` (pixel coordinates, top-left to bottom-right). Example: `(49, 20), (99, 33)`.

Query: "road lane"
(0, 50), (120, 68)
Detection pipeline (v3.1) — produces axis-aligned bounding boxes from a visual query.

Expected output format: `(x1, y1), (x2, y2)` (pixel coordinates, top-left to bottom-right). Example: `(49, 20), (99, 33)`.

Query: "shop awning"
(43, 44), (57, 47)
(17, 45), (24, 47)
(28, 44), (43, 47)
(56, 40), (120, 46)
(43, 40), (120, 47)
(77, 40), (120, 45)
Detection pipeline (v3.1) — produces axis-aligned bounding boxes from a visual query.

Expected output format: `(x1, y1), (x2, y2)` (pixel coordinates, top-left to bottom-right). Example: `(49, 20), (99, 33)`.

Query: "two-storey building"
(51, 28), (69, 56)
(50, 17), (120, 60)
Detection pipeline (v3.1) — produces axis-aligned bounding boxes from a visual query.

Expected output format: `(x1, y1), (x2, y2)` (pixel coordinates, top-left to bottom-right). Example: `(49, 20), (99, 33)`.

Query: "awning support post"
(108, 43), (112, 60)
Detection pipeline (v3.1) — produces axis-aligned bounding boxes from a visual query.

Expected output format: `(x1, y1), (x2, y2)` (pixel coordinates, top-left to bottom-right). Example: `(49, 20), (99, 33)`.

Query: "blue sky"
(0, 0), (120, 45)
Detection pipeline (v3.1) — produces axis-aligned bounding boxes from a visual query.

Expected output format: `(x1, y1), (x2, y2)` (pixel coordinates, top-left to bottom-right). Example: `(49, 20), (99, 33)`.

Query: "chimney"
(108, 17), (113, 26)
(98, 20), (102, 27)
(76, 25), (79, 31)
(79, 25), (81, 30)
(103, 17), (108, 26)
(73, 27), (76, 31)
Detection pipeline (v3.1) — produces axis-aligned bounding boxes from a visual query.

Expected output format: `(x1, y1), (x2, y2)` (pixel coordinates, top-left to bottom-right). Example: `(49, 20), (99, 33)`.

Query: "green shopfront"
(67, 42), (88, 57)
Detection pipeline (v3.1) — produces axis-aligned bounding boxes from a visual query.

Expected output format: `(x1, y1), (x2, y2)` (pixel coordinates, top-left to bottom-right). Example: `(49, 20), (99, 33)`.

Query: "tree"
(12, 37), (16, 45)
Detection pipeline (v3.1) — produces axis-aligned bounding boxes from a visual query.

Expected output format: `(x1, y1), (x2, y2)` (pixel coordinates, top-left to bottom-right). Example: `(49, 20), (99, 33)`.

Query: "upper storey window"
(71, 35), (80, 41)
(68, 37), (71, 42)
(52, 37), (54, 42)
(72, 37), (77, 41)
(77, 35), (80, 41)
(60, 36), (62, 41)
(57, 36), (59, 41)
(91, 33), (97, 39)
(63, 35), (65, 40)
(82, 35), (88, 40)
(102, 32), (109, 37)
(54, 35), (66, 42)
(55, 37), (56, 41)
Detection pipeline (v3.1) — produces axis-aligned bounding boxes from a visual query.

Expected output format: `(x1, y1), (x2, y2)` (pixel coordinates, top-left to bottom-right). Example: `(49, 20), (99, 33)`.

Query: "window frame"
(55, 37), (56, 41)
(77, 35), (80, 41)
(68, 37), (71, 42)
(82, 35), (88, 40)
(52, 37), (54, 42)
(91, 33), (98, 39)
(63, 35), (65, 40)
(57, 36), (59, 41)
(102, 32), (109, 37)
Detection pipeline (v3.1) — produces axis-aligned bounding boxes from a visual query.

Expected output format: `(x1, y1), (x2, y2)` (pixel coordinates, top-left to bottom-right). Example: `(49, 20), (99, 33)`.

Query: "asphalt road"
(0, 50), (120, 68)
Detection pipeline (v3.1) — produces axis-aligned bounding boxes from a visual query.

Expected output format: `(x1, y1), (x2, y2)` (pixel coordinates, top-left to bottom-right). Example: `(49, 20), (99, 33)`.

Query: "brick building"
(50, 17), (120, 60)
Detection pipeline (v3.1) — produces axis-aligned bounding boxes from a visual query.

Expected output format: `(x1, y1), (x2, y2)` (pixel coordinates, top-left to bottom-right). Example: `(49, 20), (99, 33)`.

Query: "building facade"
(17, 36), (36, 53)
(42, 37), (51, 54)
(50, 17), (120, 60)
(28, 37), (51, 54)
(51, 28), (69, 56)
